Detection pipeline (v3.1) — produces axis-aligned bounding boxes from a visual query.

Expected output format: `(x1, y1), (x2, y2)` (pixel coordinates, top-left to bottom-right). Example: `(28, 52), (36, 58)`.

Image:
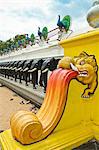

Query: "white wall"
(0, 42), (64, 62)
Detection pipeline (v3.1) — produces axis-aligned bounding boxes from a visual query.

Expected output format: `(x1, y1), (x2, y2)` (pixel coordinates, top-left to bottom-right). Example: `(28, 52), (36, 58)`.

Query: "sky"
(0, 0), (94, 41)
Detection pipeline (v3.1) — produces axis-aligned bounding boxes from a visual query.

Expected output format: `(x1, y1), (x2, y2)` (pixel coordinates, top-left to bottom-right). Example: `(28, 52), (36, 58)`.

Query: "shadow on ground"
(73, 140), (99, 150)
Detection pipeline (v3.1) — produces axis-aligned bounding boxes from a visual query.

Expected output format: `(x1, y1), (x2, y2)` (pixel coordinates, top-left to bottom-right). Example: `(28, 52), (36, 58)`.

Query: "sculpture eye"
(80, 60), (85, 65)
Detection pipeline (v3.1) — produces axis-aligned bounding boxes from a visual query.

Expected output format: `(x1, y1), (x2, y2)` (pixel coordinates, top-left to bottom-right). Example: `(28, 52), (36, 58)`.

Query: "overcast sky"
(0, 0), (94, 41)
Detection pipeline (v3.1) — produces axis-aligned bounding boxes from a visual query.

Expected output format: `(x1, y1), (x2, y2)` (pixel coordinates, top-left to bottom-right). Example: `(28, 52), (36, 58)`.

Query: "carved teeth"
(78, 71), (88, 77)
(70, 63), (88, 77)
(78, 74), (88, 77)
(70, 63), (78, 71)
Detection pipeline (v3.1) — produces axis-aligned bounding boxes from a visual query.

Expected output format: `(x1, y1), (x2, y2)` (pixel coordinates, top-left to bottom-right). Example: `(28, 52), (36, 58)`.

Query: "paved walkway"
(0, 75), (45, 106)
(0, 86), (38, 131)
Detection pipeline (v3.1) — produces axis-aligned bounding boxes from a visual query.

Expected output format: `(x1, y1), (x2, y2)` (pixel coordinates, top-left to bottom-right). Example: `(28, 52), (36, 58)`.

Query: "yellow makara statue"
(0, 29), (99, 150)
(58, 51), (98, 98)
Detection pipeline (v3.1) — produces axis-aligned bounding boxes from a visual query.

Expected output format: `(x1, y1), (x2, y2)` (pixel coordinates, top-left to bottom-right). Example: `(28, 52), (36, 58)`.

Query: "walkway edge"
(0, 76), (44, 107)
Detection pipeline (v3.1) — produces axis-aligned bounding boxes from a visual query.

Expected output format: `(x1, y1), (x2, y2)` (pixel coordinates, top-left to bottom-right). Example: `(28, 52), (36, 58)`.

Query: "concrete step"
(0, 76), (45, 107)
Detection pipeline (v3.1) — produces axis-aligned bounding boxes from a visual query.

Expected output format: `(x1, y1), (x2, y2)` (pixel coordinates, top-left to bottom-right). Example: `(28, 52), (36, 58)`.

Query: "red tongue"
(38, 68), (78, 136)
(10, 69), (78, 144)
(10, 68), (79, 145)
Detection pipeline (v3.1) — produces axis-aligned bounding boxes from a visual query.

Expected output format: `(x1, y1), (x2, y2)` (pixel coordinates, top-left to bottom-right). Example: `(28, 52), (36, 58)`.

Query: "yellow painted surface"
(0, 29), (99, 149)
(59, 28), (99, 140)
